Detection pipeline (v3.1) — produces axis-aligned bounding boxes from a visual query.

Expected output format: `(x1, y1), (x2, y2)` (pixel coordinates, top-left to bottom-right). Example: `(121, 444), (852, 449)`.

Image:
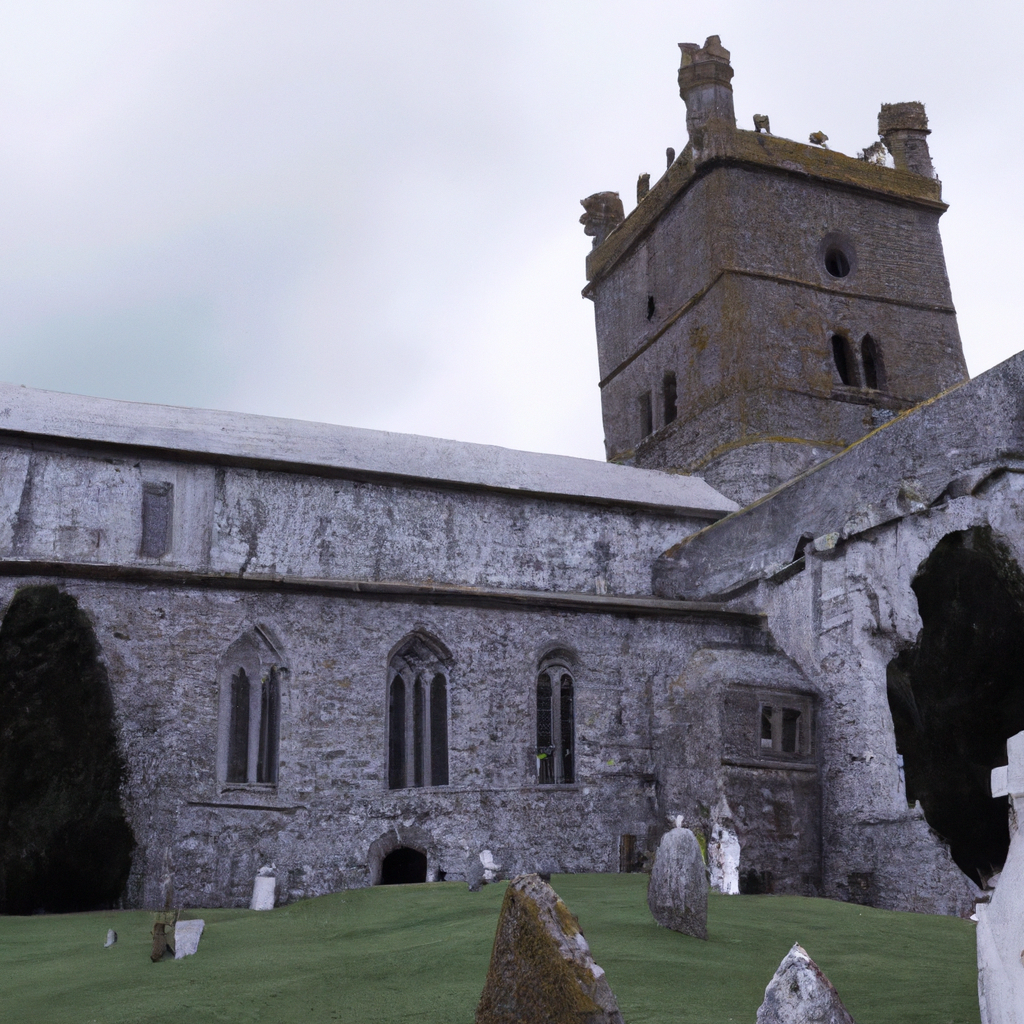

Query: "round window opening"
(824, 247), (851, 278)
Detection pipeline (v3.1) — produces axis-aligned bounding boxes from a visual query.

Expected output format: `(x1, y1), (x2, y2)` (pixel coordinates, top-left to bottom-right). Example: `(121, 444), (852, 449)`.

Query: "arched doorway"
(0, 586), (135, 913)
(380, 847), (427, 885)
(887, 527), (1024, 885)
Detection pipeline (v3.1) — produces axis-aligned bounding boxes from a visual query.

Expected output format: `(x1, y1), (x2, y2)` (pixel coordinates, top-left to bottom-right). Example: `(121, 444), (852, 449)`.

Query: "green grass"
(0, 874), (980, 1024)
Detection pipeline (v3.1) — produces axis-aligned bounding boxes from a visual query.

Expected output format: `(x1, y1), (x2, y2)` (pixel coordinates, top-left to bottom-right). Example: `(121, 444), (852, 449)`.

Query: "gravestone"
(251, 865), (276, 910)
(756, 943), (855, 1023)
(647, 824), (708, 938)
(977, 730), (1024, 1023)
(475, 873), (624, 1024)
(174, 919), (205, 959)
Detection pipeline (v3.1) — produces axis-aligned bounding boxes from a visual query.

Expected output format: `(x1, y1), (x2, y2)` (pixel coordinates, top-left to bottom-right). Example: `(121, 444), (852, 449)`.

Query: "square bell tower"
(581, 37), (968, 506)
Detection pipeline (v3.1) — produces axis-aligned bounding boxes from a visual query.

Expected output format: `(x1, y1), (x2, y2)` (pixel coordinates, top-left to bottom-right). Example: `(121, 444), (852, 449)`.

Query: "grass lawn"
(0, 874), (980, 1024)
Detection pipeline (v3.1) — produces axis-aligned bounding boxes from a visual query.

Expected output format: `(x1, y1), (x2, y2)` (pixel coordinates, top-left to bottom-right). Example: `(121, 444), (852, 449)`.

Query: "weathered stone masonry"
(4, 35), (1021, 918)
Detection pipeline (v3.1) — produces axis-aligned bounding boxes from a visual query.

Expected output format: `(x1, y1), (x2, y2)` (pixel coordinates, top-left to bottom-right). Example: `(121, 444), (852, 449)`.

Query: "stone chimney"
(878, 102), (935, 178)
(677, 36), (735, 139)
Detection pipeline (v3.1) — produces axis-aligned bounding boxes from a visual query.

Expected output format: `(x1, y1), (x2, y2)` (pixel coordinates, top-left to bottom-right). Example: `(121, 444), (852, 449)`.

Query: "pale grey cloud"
(0, 1), (1018, 462)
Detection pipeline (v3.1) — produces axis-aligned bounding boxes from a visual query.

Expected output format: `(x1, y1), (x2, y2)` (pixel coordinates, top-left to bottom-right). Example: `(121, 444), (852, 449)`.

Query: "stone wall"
(0, 573), (767, 908)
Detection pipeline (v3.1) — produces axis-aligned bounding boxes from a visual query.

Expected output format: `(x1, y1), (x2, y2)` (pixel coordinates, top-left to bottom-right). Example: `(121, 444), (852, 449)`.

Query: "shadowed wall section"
(888, 528), (1024, 884)
(0, 585), (134, 913)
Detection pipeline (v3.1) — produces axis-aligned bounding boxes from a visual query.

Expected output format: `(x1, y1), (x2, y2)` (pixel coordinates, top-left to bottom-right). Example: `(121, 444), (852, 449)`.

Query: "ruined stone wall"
(652, 352), (1024, 914)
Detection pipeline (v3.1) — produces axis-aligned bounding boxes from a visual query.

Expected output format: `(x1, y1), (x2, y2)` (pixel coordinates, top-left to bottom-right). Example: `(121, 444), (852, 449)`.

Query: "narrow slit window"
(413, 677), (425, 788)
(388, 676), (406, 790)
(559, 673), (575, 784)
(537, 675), (554, 784)
(861, 334), (884, 390)
(227, 668), (250, 782)
(663, 371), (677, 425)
(638, 391), (653, 439)
(256, 667), (279, 784)
(831, 335), (854, 386)
(760, 705), (774, 749)
(141, 482), (173, 558)
(430, 673), (449, 786)
(646, 295), (656, 321)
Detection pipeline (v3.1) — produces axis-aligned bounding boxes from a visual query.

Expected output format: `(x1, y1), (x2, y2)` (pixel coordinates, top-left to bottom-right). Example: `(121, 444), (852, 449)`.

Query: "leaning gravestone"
(647, 824), (708, 939)
(756, 943), (855, 1023)
(475, 873), (625, 1024)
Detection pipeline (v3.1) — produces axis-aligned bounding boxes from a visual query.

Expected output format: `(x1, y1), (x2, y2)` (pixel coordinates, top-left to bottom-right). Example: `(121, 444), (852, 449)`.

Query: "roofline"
(0, 382), (738, 518)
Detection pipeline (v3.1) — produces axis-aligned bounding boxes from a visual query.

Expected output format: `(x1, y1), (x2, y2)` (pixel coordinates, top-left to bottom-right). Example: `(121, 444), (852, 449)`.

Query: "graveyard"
(0, 874), (979, 1023)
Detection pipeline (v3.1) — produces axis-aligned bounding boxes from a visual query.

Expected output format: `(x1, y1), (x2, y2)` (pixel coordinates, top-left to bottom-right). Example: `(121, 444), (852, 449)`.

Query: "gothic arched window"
(218, 626), (288, 786)
(536, 653), (575, 785)
(387, 633), (451, 790)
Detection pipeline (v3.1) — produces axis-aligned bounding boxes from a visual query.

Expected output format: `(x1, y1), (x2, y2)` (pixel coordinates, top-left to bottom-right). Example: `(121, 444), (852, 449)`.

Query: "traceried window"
(218, 627), (288, 786)
(536, 653), (575, 784)
(387, 633), (451, 790)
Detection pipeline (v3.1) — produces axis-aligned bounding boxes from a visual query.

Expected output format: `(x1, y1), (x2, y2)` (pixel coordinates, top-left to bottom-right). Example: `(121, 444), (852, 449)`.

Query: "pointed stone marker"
(475, 873), (625, 1024)
(756, 943), (855, 1023)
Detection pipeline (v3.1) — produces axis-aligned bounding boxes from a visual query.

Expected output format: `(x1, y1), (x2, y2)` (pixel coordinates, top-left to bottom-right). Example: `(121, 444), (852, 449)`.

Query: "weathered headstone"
(647, 825), (708, 938)
(475, 873), (625, 1024)
(251, 865), (276, 910)
(756, 943), (855, 1024)
(103, 928), (117, 948)
(977, 730), (1024, 1023)
(174, 919), (205, 959)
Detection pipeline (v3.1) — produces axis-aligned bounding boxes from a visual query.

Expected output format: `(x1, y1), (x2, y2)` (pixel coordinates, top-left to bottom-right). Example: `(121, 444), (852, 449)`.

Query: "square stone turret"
(582, 38), (968, 506)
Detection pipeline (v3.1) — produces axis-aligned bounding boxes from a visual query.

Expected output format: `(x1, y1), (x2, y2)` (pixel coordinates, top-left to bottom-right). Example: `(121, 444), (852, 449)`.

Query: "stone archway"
(367, 825), (438, 885)
(887, 527), (1024, 885)
(380, 847), (428, 885)
(0, 586), (135, 913)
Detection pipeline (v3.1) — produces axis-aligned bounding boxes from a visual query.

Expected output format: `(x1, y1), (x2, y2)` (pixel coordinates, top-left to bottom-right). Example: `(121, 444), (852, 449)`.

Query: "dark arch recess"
(0, 586), (135, 913)
(887, 528), (1024, 884)
(380, 847), (427, 885)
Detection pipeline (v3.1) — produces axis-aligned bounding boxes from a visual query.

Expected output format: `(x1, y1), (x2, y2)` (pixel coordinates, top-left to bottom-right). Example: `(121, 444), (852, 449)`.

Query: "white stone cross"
(977, 730), (1024, 1024)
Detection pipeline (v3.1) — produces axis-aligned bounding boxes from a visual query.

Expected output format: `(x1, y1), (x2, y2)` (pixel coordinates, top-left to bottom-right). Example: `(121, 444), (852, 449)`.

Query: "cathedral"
(1, 36), (1019, 919)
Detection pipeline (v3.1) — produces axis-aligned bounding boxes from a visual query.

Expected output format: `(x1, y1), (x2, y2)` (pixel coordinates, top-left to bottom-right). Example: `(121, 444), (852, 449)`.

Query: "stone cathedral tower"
(581, 36), (968, 505)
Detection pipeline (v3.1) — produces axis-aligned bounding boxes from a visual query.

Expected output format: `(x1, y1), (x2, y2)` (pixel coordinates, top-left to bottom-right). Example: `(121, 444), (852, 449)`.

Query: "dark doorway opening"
(380, 847), (427, 885)
(0, 586), (135, 914)
(887, 527), (1024, 885)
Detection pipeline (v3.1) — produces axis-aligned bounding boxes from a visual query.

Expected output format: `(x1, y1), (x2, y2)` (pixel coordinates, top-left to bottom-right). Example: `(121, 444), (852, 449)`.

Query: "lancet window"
(536, 652), (575, 785)
(387, 633), (451, 790)
(218, 627), (288, 786)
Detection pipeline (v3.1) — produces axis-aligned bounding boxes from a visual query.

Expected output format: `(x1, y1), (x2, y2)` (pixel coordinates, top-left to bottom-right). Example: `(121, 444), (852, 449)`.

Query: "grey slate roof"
(0, 382), (738, 517)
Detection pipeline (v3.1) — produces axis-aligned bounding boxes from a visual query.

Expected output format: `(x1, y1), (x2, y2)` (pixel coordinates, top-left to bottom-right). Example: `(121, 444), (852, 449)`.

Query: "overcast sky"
(0, 2), (1019, 462)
